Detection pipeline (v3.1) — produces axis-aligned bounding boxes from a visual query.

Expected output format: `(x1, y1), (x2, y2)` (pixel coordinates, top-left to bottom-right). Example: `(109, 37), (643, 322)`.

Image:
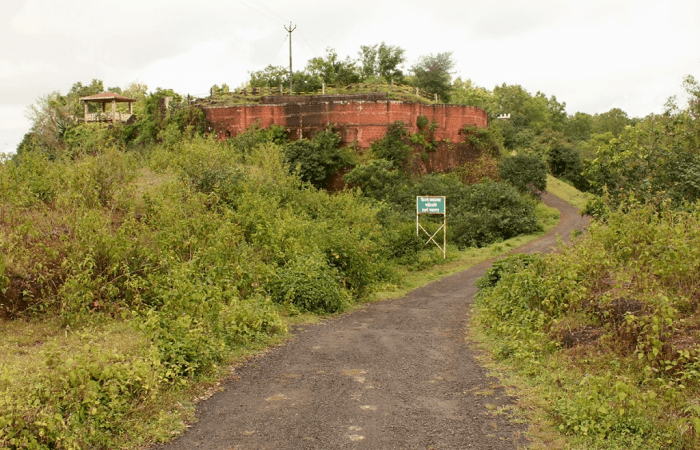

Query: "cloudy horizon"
(2, 0), (699, 154)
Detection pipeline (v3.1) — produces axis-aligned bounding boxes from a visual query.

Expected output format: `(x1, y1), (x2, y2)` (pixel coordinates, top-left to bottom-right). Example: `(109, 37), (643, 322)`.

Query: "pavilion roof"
(79, 92), (136, 103)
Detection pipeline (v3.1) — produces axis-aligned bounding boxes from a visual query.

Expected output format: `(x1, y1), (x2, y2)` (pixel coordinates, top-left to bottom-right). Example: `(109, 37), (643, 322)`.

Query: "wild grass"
(546, 174), (592, 210)
(472, 197), (700, 448)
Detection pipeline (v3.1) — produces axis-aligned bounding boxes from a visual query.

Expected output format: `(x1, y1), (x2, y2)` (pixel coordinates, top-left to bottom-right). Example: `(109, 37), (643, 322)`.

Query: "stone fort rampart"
(203, 93), (488, 148)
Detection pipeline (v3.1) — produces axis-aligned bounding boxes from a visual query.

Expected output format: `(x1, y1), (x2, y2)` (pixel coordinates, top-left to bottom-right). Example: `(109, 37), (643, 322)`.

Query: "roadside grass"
(469, 185), (700, 448)
(546, 174), (591, 210)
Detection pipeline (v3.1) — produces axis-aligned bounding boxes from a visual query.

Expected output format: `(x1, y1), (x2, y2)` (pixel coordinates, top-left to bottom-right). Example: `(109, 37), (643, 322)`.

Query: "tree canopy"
(410, 52), (455, 102)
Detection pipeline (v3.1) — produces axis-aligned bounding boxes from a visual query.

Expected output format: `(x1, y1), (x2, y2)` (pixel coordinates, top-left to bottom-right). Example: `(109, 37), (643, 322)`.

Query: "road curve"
(153, 192), (590, 450)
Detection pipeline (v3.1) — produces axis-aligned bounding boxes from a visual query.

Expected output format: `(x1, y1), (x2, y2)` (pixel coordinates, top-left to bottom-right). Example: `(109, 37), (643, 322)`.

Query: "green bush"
(283, 129), (356, 188)
(476, 253), (540, 289)
(499, 153), (548, 195)
(474, 203), (700, 447)
(269, 252), (349, 313)
(343, 159), (411, 203)
(448, 179), (541, 248)
(370, 121), (413, 167)
(0, 333), (163, 449)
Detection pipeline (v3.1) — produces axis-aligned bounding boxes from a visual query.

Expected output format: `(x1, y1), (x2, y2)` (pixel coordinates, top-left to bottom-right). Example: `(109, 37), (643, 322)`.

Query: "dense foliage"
(5, 74), (556, 445)
(0, 130), (396, 448)
(583, 76), (700, 212)
(344, 123), (541, 249)
(498, 153), (548, 196)
(476, 203), (700, 448)
(282, 128), (356, 189)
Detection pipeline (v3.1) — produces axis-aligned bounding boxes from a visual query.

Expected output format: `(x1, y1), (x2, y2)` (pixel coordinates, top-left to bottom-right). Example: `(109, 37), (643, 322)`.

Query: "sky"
(1, 0), (699, 154)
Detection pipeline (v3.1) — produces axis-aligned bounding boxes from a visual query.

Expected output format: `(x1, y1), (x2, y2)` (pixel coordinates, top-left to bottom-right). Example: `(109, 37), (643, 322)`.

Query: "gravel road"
(153, 192), (589, 450)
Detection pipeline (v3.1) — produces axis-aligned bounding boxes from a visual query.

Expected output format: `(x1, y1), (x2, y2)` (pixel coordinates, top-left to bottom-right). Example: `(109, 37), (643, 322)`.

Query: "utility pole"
(284, 22), (296, 94)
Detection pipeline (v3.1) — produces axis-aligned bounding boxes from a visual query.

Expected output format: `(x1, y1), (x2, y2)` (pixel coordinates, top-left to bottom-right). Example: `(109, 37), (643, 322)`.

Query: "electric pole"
(284, 22), (296, 94)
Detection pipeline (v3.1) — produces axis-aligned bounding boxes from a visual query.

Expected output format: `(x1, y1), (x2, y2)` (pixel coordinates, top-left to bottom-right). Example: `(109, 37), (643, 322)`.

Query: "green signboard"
(416, 196), (445, 214)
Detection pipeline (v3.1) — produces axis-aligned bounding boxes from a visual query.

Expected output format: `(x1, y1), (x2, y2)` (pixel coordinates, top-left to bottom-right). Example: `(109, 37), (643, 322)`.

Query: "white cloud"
(1, 0), (699, 152)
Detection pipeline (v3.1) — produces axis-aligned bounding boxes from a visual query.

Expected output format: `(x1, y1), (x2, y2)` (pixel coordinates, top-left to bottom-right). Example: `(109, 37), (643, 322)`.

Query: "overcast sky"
(2, 0), (699, 154)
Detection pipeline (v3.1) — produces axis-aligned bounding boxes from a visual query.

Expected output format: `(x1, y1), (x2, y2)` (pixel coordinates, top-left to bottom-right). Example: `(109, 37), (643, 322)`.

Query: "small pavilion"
(79, 92), (136, 123)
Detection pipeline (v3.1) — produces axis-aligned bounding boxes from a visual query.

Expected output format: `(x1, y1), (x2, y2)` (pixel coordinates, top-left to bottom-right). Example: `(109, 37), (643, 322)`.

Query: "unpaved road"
(154, 193), (589, 450)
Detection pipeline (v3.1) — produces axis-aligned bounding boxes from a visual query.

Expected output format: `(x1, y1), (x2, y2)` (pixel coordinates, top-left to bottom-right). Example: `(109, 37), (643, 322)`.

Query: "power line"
(236, 0), (285, 26)
(266, 35), (287, 67)
(249, 0), (290, 26)
(297, 29), (321, 59)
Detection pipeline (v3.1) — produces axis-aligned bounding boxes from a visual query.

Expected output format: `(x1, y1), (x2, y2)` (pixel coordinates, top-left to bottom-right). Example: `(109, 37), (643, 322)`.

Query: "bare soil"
(153, 193), (589, 450)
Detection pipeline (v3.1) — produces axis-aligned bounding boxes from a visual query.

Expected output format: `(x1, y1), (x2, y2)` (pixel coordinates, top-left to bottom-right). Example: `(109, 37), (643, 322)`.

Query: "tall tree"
(249, 65), (289, 89)
(450, 78), (495, 111)
(410, 52), (455, 102)
(591, 108), (634, 137)
(304, 48), (360, 87)
(22, 80), (104, 154)
(564, 111), (594, 142)
(358, 42), (406, 82)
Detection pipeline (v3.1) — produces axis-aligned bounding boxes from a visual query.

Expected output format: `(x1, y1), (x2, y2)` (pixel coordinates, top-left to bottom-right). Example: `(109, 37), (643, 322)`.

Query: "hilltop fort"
(202, 92), (488, 148)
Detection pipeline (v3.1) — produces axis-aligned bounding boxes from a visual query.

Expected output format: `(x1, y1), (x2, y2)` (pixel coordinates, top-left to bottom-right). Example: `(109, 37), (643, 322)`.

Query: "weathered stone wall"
(203, 95), (488, 148)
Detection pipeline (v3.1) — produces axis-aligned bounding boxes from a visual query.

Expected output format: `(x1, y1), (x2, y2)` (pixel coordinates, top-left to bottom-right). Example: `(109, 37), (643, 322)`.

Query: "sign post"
(416, 196), (446, 259)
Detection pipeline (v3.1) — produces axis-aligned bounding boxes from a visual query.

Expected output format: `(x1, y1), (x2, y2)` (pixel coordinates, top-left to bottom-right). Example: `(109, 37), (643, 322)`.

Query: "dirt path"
(154, 193), (589, 450)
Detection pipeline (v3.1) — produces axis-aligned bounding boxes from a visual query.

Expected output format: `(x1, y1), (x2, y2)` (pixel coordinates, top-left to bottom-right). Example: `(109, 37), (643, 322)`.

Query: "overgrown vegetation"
(583, 76), (700, 213)
(344, 120), (543, 250)
(476, 203), (700, 448)
(11, 38), (698, 446)
(0, 126), (398, 447)
(472, 74), (700, 449)
(1, 73), (556, 447)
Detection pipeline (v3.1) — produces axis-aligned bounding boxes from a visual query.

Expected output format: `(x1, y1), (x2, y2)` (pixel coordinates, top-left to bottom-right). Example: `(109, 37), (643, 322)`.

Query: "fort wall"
(203, 94), (488, 148)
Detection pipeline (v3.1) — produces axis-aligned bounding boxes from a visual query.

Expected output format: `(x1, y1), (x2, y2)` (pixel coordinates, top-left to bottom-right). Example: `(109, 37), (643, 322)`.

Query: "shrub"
(499, 153), (548, 195)
(269, 252), (349, 313)
(343, 159), (411, 203)
(474, 202), (700, 447)
(448, 179), (541, 248)
(460, 124), (503, 156)
(283, 129), (356, 189)
(451, 154), (500, 185)
(370, 121), (413, 167)
(476, 253), (540, 289)
(547, 142), (587, 190)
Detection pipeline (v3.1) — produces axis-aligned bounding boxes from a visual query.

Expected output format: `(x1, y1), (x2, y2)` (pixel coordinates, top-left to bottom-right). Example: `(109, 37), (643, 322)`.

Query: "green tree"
(410, 52), (455, 102)
(450, 78), (495, 111)
(249, 65), (288, 89)
(583, 74), (700, 208)
(564, 111), (594, 142)
(499, 153), (548, 195)
(358, 42), (406, 82)
(343, 159), (411, 203)
(304, 48), (360, 87)
(65, 79), (105, 116)
(126, 88), (183, 145)
(491, 84), (568, 150)
(283, 129), (356, 188)
(591, 108), (634, 137)
(370, 121), (413, 169)
(24, 91), (73, 154)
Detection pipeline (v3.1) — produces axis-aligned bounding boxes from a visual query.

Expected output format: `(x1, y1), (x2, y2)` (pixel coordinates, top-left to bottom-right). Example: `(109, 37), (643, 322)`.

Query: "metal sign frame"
(416, 196), (446, 259)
